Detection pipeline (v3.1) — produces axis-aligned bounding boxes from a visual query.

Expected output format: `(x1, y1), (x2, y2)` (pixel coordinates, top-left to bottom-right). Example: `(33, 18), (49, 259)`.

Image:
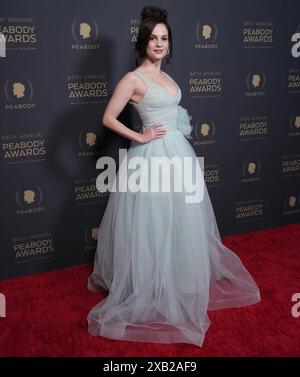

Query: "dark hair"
(134, 6), (173, 69)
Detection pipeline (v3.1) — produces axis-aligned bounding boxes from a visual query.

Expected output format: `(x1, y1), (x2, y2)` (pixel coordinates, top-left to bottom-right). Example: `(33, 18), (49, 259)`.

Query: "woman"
(87, 5), (261, 347)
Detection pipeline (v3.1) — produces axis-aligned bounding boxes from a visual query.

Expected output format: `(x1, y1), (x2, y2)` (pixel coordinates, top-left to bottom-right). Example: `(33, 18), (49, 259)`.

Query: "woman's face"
(146, 23), (169, 62)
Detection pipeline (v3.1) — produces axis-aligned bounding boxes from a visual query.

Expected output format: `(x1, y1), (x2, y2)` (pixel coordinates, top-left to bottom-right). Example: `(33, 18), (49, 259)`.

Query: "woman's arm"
(102, 72), (143, 143)
(102, 72), (166, 144)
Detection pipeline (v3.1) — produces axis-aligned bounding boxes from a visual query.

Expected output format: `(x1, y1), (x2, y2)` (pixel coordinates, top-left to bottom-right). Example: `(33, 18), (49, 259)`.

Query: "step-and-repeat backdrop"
(0, 0), (299, 280)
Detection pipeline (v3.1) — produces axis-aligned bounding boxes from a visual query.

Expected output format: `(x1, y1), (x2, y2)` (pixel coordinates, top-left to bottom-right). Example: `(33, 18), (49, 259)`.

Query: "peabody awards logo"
(245, 72), (266, 96)
(288, 68), (300, 93)
(242, 21), (274, 48)
(236, 198), (263, 223)
(15, 184), (45, 215)
(241, 160), (262, 183)
(84, 226), (98, 252)
(204, 164), (220, 188)
(240, 115), (269, 141)
(1, 132), (46, 164)
(12, 232), (55, 262)
(189, 72), (222, 98)
(0, 17), (37, 50)
(281, 154), (300, 177)
(289, 114), (300, 136)
(67, 74), (108, 104)
(283, 193), (300, 216)
(74, 177), (110, 205)
(193, 119), (216, 146)
(78, 130), (104, 158)
(3, 78), (35, 111)
(71, 18), (100, 50)
(130, 18), (140, 47)
(195, 20), (218, 49)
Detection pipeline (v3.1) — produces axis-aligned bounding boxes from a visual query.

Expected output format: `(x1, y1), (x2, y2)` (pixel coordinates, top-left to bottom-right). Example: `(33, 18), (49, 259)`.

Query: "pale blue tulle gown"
(87, 69), (261, 347)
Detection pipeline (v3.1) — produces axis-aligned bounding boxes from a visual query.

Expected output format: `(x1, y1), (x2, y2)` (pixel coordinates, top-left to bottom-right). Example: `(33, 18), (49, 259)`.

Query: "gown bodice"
(129, 69), (182, 132)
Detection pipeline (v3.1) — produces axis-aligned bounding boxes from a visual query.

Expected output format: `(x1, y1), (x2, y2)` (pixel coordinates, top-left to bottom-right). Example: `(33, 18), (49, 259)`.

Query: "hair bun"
(141, 6), (168, 22)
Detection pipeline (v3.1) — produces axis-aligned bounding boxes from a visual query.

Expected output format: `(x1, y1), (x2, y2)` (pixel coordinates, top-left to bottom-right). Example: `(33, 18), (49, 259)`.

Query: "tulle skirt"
(87, 130), (261, 347)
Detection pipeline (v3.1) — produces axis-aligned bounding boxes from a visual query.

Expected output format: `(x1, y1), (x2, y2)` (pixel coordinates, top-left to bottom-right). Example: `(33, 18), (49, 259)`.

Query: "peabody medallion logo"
(283, 193), (300, 215)
(245, 72), (266, 96)
(193, 119), (216, 146)
(84, 226), (98, 252)
(241, 160), (262, 183)
(78, 130), (104, 158)
(15, 184), (45, 215)
(195, 20), (218, 49)
(71, 18), (100, 50)
(289, 114), (300, 136)
(3, 78), (35, 110)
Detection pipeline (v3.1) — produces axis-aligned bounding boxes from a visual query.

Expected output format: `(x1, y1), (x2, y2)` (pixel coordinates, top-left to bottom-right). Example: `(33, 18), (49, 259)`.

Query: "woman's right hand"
(137, 123), (167, 144)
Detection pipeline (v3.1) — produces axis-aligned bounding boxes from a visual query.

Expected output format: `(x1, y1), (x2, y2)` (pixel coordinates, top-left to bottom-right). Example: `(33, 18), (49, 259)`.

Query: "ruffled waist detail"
(176, 105), (193, 139)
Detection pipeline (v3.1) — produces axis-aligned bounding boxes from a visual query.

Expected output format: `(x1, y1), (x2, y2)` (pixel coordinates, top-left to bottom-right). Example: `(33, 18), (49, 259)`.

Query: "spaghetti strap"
(132, 69), (179, 99)
(132, 69), (149, 81)
(132, 70), (153, 89)
(129, 70), (149, 105)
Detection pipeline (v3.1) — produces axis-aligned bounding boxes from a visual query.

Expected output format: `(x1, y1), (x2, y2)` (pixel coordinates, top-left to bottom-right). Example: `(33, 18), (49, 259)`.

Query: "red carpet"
(0, 223), (299, 357)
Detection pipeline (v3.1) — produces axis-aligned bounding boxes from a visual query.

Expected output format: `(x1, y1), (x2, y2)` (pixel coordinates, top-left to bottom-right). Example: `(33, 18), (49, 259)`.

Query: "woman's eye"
(150, 37), (168, 41)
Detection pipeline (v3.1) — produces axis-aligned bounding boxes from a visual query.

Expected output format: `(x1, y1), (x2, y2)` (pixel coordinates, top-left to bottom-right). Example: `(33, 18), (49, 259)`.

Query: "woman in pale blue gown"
(87, 6), (261, 347)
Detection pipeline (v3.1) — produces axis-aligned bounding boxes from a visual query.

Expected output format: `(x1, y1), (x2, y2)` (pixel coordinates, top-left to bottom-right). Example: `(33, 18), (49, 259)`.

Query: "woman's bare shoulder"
(118, 71), (145, 93)
(115, 71), (139, 88)
(121, 70), (139, 81)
